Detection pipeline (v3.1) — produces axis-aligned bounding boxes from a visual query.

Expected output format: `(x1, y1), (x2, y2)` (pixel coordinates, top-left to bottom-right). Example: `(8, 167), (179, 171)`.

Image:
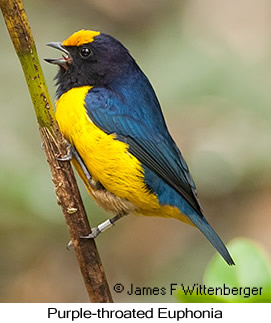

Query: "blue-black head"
(45, 30), (138, 98)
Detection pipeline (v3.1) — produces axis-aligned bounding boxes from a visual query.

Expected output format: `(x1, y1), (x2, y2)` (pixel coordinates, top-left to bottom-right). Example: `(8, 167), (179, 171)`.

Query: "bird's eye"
(79, 47), (92, 58)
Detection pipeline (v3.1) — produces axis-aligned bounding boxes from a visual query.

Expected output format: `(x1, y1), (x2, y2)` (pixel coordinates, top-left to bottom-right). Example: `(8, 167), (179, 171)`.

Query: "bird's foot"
(57, 141), (73, 161)
(81, 219), (113, 240)
(81, 227), (101, 239)
(66, 227), (101, 249)
(66, 214), (126, 249)
(66, 240), (73, 250)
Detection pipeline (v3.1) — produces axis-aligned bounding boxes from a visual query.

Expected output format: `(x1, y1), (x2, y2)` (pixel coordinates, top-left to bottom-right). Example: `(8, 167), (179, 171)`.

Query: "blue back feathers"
(83, 50), (234, 266)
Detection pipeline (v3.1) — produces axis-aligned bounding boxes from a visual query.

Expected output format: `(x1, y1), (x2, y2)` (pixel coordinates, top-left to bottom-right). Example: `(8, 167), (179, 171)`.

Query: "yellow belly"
(56, 86), (159, 210)
(55, 86), (192, 224)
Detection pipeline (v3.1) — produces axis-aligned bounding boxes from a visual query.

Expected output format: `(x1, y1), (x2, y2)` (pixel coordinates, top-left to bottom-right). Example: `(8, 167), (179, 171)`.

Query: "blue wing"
(83, 79), (234, 266)
(84, 80), (203, 216)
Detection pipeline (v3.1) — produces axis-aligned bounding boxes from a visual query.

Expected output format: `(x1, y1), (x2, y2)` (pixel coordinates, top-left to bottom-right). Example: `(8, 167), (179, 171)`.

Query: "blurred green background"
(1, 0), (271, 302)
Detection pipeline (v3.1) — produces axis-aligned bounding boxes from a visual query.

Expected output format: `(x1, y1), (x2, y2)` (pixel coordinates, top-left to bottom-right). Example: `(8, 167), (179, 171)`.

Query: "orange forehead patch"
(62, 30), (100, 47)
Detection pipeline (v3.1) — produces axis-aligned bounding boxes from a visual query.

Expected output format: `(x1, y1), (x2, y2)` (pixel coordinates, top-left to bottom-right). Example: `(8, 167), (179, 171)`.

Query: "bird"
(45, 29), (234, 265)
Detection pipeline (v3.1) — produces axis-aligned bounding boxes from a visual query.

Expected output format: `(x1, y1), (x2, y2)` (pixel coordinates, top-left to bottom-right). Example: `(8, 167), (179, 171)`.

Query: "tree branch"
(0, 0), (113, 303)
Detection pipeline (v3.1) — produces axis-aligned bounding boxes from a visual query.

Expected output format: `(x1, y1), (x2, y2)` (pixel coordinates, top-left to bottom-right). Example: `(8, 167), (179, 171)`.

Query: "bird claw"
(57, 141), (73, 161)
(66, 240), (73, 250)
(81, 227), (101, 239)
(66, 228), (100, 251)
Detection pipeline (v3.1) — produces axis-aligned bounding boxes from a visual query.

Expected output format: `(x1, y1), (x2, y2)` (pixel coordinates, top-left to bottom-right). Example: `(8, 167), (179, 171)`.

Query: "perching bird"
(45, 30), (234, 265)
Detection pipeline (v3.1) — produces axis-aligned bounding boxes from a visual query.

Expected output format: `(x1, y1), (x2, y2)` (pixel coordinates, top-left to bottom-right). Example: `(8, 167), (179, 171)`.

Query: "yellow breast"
(55, 86), (160, 211)
(55, 86), (191, 224)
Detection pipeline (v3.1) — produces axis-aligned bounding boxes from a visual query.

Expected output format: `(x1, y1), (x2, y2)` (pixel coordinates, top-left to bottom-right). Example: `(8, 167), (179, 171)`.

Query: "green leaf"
(176, 238), (271, 303)
(204, 238), (271, 302)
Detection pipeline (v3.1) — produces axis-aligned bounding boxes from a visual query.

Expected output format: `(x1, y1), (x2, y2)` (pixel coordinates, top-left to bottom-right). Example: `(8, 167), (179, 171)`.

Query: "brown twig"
(0, 0), (113, 302)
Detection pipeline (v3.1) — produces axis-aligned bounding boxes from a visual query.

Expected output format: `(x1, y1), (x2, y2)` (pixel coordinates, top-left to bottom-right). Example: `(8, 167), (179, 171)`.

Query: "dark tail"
(188, 213), (235, 266)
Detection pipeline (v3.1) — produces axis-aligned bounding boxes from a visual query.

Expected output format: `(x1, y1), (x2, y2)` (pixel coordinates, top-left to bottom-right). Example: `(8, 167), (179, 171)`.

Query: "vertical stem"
(0, 0), (113, 302)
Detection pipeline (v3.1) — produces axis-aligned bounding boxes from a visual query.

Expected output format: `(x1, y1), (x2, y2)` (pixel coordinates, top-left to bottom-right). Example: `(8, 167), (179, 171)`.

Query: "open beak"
(44, 42), (72, 68)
